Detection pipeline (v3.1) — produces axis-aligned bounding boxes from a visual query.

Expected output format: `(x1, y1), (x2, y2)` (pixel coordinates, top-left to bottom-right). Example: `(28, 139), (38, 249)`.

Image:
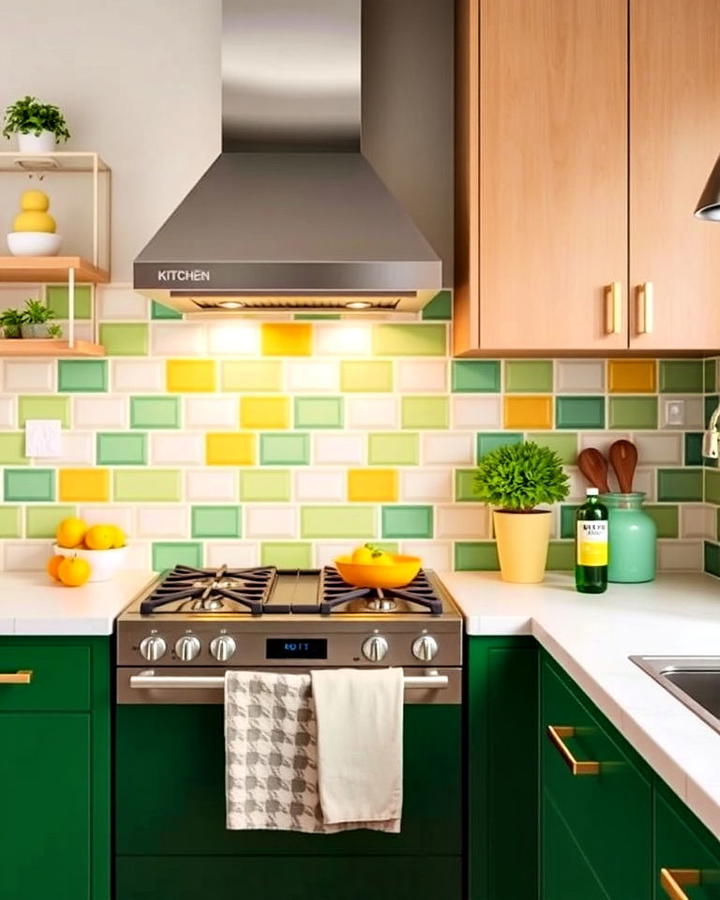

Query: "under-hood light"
(345, 300), (373, 310)
(217, 300), (245, 309)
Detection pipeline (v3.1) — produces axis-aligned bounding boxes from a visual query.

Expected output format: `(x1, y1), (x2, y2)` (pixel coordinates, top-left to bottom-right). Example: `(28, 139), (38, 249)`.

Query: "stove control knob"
(412, 634), (439, 662)
(362, 635), (389, 663)
(139, 635), (167, 662)
(210, 635), (237, 662)
(175, 635), (201, 662)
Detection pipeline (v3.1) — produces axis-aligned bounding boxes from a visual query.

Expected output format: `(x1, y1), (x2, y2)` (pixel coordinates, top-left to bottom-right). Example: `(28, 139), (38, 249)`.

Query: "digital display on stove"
(266, 638), (328, 659)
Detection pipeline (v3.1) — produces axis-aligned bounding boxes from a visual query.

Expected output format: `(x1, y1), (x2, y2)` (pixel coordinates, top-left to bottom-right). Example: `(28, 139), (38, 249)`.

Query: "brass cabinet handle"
(637, 281), (654, 334)
(605, 282), (622, 334)
(0, 670), (33, 685)
(660, 868), (701, 899)
(547, 725), (600, 776)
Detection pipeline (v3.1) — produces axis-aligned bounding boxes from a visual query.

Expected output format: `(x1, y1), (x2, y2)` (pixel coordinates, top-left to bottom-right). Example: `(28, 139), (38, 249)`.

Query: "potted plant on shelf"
(19, 298), (57, 338)
(473, 441), (569, 584)
(0, 307), (24, 338)
(2, 96), (71, 153)
(47, 323), (63, 340)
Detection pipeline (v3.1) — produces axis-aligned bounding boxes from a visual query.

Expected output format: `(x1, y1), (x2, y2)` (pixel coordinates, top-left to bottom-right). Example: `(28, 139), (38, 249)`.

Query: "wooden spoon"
(577, 448), (611, 494)
(608, 440), (638, 493)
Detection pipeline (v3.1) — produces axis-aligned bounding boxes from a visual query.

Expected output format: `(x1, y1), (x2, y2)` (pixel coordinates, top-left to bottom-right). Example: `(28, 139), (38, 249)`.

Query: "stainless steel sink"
(630, 656), (720, 735)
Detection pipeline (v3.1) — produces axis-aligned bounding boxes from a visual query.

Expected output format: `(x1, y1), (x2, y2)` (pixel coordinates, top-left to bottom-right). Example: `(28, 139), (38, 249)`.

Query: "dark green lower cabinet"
(542, 791), (609, 900)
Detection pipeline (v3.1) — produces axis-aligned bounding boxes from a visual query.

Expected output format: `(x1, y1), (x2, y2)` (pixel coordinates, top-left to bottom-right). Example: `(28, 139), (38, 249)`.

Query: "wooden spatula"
(608, 440), (638, 493)
(577, 448), (611, 494)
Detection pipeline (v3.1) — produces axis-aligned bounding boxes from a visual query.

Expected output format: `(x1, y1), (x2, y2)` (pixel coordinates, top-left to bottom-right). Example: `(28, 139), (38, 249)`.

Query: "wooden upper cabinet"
(455, 0), (629, 354)
(629, 0), (720, 351)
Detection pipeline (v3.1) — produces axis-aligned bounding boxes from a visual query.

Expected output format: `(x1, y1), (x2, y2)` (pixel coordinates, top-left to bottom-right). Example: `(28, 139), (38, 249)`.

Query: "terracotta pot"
(493, 509), (552, 583)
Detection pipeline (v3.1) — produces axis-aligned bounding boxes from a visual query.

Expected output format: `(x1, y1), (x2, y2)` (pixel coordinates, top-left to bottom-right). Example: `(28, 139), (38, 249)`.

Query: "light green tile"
(421, 290), (452, 320)
(18, 396), (70, 428)
(46, 285), (92, 319)
(644, 505), (679, 538)
(706, 469), (720, 505)
(657, 469), (703, 502)
(26, 505), (76, 539)
(239, 470), (291, 502)
(294, 397), (343, 429)
(368, 432), (419, 465)
(527, 432), (578, 465)
(547, 541), (574, 570)
(476, 432), (523, 462)
(114, 469), (180, 502)
(372, 323), (446, 356)
(151, 300), (183, 320)
(99, 323), (149, 356)
(381, 505), (433, 539)
(152, 542), (203, 571)
(455, 470), (478, 502)
(130, 396), (180, 429)
(401, 396), (449, 429)
(451, 360), (501, 393)
(259, 433), (310, 465)
(0, 433), (27, 465)
(221, 360), (283, 392)
(58, 360), (107, 393)
(301, 506), (375, 538)
(0, 506), (21, 538)
(659, 360), (704, 394)
(454, 541), (499, 571)
(261, 542), (313, 569)
(191, 506), (242, 538)
(340, 361), (394, 392)
(608, 396), (658, 430)
(704, 359), (717, 393)
(4, 469), (55, 502)
(505, 360), (553, 393)
(97, 432), (147, 465)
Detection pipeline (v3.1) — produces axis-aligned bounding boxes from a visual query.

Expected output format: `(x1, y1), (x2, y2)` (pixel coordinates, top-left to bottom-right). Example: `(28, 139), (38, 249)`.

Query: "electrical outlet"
(664, 399), (685, 427)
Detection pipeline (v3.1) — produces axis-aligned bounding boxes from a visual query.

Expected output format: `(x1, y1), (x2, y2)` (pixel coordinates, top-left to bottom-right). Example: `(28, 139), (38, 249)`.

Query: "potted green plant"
(0, 307), (24, 338)
(2, 96), (71, 153)
(47, 323), (63, 340)
(20, 298), (56, 338)
(474, 441), (569, 583)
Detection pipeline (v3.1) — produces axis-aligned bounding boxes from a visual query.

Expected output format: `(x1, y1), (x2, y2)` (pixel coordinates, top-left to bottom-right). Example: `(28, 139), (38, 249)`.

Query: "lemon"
(84, 525), (115, 551)
(56, 517), (87, 549)
(58, 556), (91, 587)
(107, 525), (126, 549)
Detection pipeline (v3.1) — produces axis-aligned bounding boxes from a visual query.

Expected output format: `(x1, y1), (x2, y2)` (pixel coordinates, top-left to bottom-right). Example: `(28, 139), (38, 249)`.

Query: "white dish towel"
(225, 668), (404, 833)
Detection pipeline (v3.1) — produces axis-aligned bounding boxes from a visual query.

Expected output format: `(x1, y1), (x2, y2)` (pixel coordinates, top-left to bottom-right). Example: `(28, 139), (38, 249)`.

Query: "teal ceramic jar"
(600, 493), (656, 583)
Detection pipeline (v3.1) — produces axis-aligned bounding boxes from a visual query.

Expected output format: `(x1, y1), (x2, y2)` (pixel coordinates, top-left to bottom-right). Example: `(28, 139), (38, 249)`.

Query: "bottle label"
(577, 521), (608, 566)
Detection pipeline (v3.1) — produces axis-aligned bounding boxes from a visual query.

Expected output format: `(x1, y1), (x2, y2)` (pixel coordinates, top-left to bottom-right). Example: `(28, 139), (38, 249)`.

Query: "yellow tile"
(503, 396), (553, 429)
(240, 396), (290, 429)
(347, 469), (398, 502)
(608, 359), (657, 393)
(206, 433), (255, 466)
(167, 359), (216, 393)
(261, 323), (312, 356)
(59, 468), (110, 502)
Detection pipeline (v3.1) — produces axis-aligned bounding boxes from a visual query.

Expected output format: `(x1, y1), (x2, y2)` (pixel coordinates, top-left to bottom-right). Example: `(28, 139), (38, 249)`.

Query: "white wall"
(0, 0), (222, 280)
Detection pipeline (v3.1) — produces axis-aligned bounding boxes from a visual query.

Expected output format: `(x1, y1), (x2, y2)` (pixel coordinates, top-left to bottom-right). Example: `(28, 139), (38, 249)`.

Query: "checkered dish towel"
(225, 669), (403, 833)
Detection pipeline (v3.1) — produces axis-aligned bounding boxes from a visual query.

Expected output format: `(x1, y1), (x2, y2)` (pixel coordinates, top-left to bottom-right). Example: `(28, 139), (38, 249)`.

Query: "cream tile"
(185, 469), (238, 502)
(205, 541), (260, 568)
(633, 468), (656, 501)
(396, 360), (447, 393)
(294, 469), (346, 502)
(55, 432), (95, 465)
(286, 360), (339, 392)
(436, 504), (490, 539)
(73, 396), (128, 429)
(566, 466), (588, 501)
(631, 432), (683, 465)
(312, 433), (365, 465)
(61, 322), (94, 342)
(184, 396), (238, 429)
(555, 360), (605, 393)
(245, 505), (297, 539)
(207, 322), (261, 355)
(345, 396), (398, 429)
(421, 432), (474, 465)
(3, 541), (50, 571)
(451, 395), (502, 429)
(0, 395), (14, 428)
(136, 505), (189, 539)
(681, 505), (716, 539)
(315, 541), (357, 567)
(657, 540), (703, 571)
(660, 396), (704, 430)
(400, 470), (453, 502)
(98, 286), (148, 320)
(123, 541), (151, 570)
(150, 432), (205, 465)
(314, 324), (372, 356)
(3, 360), (54, 392)
(579, 432), (631, 455)
(112, 359), (165, 392)
(150, 323), (207, 356)
(401, 540), (452, 570)
(78, 505), (135, 535)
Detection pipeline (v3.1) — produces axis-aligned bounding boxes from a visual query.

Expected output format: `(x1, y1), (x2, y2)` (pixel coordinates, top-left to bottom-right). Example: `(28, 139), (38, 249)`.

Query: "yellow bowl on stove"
(334, 554), (422, 589)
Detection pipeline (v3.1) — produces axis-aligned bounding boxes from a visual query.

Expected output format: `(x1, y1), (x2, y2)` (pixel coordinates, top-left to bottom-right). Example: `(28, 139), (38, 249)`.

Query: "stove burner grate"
(319, 567), (442, 615)
(140, 565), (276, 615)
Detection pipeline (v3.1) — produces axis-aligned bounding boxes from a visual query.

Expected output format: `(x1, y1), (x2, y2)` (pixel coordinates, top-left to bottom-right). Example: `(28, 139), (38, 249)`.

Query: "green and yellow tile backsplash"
(0, 286), (717, 574)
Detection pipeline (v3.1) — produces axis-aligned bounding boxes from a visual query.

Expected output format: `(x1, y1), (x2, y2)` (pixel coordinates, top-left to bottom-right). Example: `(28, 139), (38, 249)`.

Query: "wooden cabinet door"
(630, 0), (720, 350)
(455, 0), (629, 353)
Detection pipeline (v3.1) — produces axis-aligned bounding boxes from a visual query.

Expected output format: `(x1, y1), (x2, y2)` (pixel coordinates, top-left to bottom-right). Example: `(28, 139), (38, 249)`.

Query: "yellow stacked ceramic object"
(13, 190), (56, 233)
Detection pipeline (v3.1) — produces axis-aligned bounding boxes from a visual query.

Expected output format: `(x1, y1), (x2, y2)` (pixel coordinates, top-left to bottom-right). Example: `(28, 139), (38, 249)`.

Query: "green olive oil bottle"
(575, 488), (608, 593)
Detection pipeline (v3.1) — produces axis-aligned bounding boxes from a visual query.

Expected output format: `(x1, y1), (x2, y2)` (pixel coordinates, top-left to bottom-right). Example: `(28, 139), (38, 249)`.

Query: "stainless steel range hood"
(133, 0), (446, 314)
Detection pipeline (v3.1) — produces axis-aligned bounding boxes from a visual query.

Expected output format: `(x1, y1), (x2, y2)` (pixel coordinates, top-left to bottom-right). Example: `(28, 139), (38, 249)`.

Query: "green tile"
(99, 323), (149, 356)
(340, 361), (394, 392)
(4, 469), (55, 502)
(705, 359), (717, 393)
(260, 433), (310, 465)
(505, 360), (553, 393)
(26, 505), (77, 539)
(401, 396), (449, 429)
(294, 397), (343, 429)
(191, 506), (242, 539)
(239, 470), (291, 502)
(152, 542), (203, 572)
(421, 290), (452, 320)
(555, 396), (605, 429)
(706, 395), (719, 428)
(685, 433), (704, 466)
(151, 300), (183, 320)
(547, 541), (574, 570)
(0, 506), (21, 538)
(301, 506), (375, 538)
(451, 360), (501, 393)
(46, 285), (92, 319)
(476, 432), (523, 462)
(717, 507), (720, 540)
(706, 469), (720, 505)
(657, 468), (703, 502)
(381, 505), (433, 539)
(372, 323), (447, 356)
(0, 433), (27, 465)
(58, 360), (107, 393)
(560, 505), (580, 539)
(368, 433), (419, 465)
(454, 541), (499, 571)
(659, 360), (704, 393)
(97, 432), (147, 465)
(261, 542), (313, 569)
(644, 505), (679, 538)
(18, 396), (70, 428)
(527, 432), (578, 465)
(455, 470), (478, 502)
(130, 396), (180, 429)
(608, 396), (658, 430)
(705, 541), (720, 577)
(114, 469), (180, 502)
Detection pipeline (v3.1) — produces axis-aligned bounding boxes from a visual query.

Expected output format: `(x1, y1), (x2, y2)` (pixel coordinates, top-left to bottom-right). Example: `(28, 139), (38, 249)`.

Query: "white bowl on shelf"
(7, 232), (62, 256)
(53, 543), (128, 583)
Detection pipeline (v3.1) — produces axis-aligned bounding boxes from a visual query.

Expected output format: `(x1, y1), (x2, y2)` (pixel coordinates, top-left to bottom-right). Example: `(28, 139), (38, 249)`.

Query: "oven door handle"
(130, 669), (450, 690)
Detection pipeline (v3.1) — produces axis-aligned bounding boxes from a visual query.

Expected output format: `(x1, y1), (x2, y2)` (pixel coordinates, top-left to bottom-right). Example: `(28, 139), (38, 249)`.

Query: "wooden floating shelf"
(0, 256), (110, 284)
(0, 339), (105, 357)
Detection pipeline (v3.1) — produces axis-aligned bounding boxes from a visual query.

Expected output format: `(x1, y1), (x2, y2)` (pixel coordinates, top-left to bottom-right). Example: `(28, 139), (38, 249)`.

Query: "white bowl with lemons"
(52, 519), (127, 584)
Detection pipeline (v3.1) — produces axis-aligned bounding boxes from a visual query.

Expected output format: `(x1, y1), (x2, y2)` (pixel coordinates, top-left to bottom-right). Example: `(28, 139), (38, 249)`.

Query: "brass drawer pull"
(637, 281), (654, 334)
(0, 670), (33, 685)
(547, 725), (600, 776)
(660, 868), (701, 899)
(605, 282), (622, 335)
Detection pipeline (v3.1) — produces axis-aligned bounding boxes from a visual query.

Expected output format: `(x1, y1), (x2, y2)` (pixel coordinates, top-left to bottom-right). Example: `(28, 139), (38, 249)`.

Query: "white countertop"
(438, 570), (720, 839)
(0, 570), (155, 635)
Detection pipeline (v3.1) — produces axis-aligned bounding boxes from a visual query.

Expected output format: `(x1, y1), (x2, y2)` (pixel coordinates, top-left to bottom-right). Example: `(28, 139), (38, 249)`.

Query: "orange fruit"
(58, 556), (91, 587)
(56, 517), (87, 549)
(46, 555), (65, 582)
(107, 525), (126, 549)
(84, 525), (114, 551)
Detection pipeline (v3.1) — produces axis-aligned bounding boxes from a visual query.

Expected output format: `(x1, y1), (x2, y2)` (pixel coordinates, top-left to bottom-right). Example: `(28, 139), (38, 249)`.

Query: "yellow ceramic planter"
(493, 510), (551, 583)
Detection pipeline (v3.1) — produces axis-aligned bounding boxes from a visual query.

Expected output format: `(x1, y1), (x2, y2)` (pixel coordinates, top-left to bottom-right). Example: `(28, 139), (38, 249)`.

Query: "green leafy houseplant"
(20, 298), (57, 338)
(2, 96), (70, 141)
(46, 323), (63, 339)
(0, 308), (24, 338)
(473, 441), (569, 510)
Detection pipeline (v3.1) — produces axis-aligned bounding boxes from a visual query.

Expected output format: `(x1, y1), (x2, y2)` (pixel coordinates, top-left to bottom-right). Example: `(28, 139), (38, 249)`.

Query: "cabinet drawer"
(655, 790), (720, 900)
(0, 645), (91, 711)
(541, 658), (652, 900)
